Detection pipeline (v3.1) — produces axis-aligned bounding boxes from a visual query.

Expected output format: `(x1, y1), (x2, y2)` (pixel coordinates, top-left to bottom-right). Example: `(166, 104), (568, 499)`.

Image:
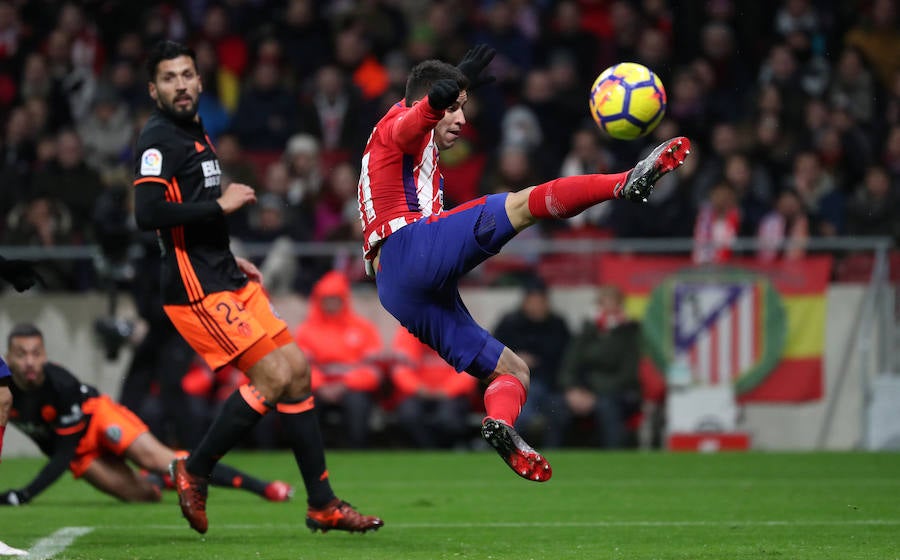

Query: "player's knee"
(496, 351), (531, 391)
(263, 355), (294, 399)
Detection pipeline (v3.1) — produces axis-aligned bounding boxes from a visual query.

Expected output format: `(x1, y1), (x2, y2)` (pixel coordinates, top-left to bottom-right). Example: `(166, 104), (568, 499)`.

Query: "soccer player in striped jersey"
(358, 45), (691, 482)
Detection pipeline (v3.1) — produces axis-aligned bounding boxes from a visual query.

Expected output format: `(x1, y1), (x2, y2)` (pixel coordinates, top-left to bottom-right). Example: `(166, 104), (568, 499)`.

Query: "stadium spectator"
(2, 195), (73, 289)
(757, 188), (809, 262)
(0, 106), (35, 221)
(1, 323), (293, 506)
(557, 285), (642, 449)
(472, 1), (533, 92)
(492, 277), (571, 448)
(314, 160), (361, 242)
(236, 193), (299, 296)
(536, 1), (604, 90)
(389, 326), (478, 449)
(294, 271), (382, 448)
(282, 132), (323, 209)
(883, 125), (900, 183)
(229, 56), (297, 151)
(722, 153), (772, 236)
(30, 128), (104, 241)
(692, 181), (740, 264)
(333, 19), (389, 102)
(276, 0), (332, 81)
(18, 52), (72, 132)
(843, 0), (900, 90)
(788, 150), (845, 236)
(297, 64), (372, 165)
(191, 40), (230, 143)
(846, 165), (900, 243)
(76, 85), (132, 175)
(828, 47), (876, 124)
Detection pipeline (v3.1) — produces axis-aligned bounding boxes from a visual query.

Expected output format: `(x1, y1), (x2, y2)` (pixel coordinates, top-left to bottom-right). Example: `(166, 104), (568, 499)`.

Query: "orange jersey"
(390, 327), (477, 398)
(294, 271), (382, 392)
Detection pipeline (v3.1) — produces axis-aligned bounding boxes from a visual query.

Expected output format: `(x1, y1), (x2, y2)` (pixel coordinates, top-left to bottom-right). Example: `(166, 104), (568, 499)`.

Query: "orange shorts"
(70, 395), (148, 478)
(164, 281), (291, 371)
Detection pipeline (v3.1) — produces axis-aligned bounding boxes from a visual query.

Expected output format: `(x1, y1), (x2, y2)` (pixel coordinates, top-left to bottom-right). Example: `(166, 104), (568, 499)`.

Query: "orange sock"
(484, 374), (526, 426)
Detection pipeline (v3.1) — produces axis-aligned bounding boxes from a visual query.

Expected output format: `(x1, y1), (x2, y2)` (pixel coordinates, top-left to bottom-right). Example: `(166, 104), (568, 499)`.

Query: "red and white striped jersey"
(358, 100), (445, 273)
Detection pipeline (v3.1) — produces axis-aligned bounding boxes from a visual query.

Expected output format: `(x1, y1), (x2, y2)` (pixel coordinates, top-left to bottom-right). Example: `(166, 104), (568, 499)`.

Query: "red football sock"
(484, 374), (527, 426)
(527, 172), (629, 219)
(0, 425), (5, 462)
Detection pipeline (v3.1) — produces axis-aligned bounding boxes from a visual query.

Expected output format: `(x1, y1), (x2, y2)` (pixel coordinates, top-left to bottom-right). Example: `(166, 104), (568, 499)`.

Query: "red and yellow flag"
(599, 255), (831, 402)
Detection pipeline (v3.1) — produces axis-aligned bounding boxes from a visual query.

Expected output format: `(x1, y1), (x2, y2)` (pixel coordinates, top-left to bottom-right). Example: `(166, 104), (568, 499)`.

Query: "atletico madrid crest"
(643, 268), (787, 394)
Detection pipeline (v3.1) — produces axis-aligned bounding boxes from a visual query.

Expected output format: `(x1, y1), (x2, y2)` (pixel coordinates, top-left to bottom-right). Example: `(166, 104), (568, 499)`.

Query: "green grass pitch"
(2, 450), (899, 559)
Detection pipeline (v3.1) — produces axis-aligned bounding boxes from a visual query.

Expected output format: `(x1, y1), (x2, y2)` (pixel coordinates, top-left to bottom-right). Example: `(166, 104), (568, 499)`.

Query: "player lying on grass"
(0, 323), (293, 506)
(358, 45), (691, 482)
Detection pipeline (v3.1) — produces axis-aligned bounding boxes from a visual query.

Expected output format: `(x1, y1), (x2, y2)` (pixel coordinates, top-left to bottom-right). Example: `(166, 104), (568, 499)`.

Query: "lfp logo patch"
(642, 268), (787, 394)
(140, 148), (163, 175)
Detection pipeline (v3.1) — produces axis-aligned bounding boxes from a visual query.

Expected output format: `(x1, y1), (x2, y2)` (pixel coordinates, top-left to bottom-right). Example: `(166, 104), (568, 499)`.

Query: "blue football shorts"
(0, 356), (11, 380)
(375, 193), (517, 379)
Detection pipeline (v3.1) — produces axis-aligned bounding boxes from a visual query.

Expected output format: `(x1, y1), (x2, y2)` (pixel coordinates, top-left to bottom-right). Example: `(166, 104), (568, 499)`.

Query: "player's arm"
(134, 181), (257, 230)
(0, 429), (83, 506)
(390, 80), (458, 153)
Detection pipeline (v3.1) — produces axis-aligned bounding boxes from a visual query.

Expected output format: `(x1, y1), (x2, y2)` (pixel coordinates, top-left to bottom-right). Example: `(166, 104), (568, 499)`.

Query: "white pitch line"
(27, 527), (93, 560)
(96, 519), (900, 531)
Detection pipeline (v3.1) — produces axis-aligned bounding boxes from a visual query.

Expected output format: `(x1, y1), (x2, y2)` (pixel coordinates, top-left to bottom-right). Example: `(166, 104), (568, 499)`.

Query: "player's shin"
(186, 383), (271, 477)
(483, 374), (527, 427)
(277, 395), (336, 508)
(527, 172), (629, 219)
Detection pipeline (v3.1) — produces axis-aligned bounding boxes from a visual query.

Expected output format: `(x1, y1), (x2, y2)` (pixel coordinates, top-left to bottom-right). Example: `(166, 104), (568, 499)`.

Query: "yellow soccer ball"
(589, 62), (667, 140)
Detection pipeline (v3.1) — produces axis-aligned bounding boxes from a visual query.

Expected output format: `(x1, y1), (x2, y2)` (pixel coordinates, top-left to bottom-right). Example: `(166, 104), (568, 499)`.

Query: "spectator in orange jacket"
(390, 327), (478, 449)
(294, 271), (382, 448)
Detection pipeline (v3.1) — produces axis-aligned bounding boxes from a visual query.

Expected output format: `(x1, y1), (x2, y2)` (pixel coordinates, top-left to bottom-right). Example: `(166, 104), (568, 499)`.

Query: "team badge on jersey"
(105, 425), (123, 444)
(140, 148), (163, 175)
(201, 159), (221, 188)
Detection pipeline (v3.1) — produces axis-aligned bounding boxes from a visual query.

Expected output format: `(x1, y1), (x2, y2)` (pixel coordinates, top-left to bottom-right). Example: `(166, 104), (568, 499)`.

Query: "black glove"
(428, 79), (460, 111)
(0, 489), (28, 506)
(457, 44), (496, 90)
(0, 258), (42, 292)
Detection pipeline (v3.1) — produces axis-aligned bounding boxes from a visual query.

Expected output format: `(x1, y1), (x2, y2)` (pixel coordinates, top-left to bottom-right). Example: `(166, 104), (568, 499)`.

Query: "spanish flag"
(599, 255), (831, 402)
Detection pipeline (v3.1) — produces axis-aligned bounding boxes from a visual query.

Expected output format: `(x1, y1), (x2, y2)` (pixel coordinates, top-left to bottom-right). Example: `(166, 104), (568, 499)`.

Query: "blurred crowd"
(131, 270), (648, 451)
(0, 0), (897, 292)
(3, 0), (897, 450)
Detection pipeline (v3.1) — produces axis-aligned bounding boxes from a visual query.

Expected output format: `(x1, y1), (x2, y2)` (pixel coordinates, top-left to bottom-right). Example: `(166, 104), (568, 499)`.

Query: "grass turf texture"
(1, 451), (898, 559)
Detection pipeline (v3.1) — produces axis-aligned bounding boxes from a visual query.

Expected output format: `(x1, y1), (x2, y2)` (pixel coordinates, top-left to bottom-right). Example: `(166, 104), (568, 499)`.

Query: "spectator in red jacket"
(294, 271), (382, 447)
(390, 327), (478, 449)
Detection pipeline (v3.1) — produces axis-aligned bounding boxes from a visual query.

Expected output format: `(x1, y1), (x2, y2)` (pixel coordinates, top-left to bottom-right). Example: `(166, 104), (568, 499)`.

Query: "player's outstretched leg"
(171, 458), (209, 534)
(481, 418), (552, 482)
(306, 499), (385, 534)
(614, 136), (692, 202)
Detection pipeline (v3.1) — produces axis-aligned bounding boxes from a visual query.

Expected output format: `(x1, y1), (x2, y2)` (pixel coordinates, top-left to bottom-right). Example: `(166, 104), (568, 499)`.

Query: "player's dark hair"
(146, 40), (197, 82)
(404, 60), (469, 107)
(7, 322), (43, 347)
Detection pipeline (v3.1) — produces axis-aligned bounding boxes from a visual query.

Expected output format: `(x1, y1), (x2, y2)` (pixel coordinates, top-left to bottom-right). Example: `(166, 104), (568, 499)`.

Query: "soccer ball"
(589, 62), (667, 140)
